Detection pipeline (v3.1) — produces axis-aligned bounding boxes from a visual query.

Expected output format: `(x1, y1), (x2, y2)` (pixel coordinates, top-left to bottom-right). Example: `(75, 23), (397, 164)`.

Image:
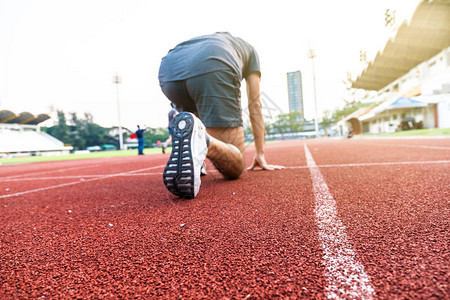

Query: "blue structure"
(287, 71), (304, 118)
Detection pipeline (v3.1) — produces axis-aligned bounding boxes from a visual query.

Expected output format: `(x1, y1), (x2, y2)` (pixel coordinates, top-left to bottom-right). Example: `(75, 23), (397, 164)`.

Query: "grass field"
(379, 128), (450, 137)
(0, 147), (170, 165)
(358, 128), (450, 138)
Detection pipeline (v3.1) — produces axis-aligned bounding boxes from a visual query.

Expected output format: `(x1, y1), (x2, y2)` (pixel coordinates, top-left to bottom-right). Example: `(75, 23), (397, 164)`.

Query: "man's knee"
(210, 150), (244, 180)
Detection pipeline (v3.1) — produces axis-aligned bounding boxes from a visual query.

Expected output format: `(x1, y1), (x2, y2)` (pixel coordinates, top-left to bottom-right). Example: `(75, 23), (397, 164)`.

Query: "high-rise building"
(287, 71), (304, 119)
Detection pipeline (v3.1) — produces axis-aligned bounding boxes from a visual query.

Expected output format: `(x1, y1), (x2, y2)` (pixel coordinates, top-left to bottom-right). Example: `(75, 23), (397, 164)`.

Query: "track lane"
(1, 143), (328, 298)
(306, 138), (449, 298)
(1, 138), (448, 298)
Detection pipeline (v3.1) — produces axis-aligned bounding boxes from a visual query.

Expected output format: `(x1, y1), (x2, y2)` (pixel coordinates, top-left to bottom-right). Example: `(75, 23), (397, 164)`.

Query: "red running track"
(0, 138), (449, 298)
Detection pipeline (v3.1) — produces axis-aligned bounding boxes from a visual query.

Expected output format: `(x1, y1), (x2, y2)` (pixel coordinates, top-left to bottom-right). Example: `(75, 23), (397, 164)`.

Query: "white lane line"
(285, 159), (450, 170)
(0, 158), (141, 180)
(2, 175), (112, 181)
(0, 169), (221, 182)
(2, 160), (446, 182)
(356, 141), (450, 150)
(0, 165), (165, 199)
(0, 163), (104, 180)
(0, 173), (164, 182)
(304, 144), (375, 299)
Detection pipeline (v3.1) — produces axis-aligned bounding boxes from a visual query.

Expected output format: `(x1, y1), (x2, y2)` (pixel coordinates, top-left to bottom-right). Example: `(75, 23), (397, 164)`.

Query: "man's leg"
(138, 139), (144, 155)
(205, 127), (245, 180)
(163, 135), (172, 148)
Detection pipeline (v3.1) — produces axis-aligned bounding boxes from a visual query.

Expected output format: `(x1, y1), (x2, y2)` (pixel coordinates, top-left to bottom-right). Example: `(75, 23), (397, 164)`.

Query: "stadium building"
(287, 71), (305, 119)
(339, 0), (450, 135)
(0, 110), (72, 157)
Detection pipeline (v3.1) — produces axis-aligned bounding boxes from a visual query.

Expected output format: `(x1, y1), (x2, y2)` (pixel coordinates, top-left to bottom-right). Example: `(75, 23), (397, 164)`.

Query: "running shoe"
(200, 161), (207, 176)
(163, 112), (208, 198)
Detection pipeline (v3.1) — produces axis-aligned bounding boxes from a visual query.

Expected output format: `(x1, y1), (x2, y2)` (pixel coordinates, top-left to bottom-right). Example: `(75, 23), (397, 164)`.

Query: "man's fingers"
(268, 164), (285, 170)
(247, 159), (258, 170)
(247, 155), (285, 171)
(249, 164), (285, 171)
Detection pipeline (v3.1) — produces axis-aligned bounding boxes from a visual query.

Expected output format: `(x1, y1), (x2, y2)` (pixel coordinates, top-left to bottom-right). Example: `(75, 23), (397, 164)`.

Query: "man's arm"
(245, 72), (284, 171)
(246, 72), (264, 156)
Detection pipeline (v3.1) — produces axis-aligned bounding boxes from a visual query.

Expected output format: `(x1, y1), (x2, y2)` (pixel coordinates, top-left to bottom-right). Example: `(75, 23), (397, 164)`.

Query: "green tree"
(144, 127), (169, 147)
(271, 111), (304, 134)
(45, 111), (112, 150)
(45, 110), (70, 143)
(332, 100), (365, 122)
(69, 112), (85, 150)
(320, 110), (335, 129)
(44, 110), (171, 150)
(67, 112), (111, 150)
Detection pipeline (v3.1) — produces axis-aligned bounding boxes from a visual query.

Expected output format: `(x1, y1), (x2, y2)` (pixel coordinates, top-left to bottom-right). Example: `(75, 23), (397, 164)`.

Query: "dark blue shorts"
(160, 70), (242, 127)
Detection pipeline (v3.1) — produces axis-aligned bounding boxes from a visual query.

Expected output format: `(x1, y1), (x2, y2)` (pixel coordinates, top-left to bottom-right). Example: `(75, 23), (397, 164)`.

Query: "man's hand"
(247, 152), (284, 171)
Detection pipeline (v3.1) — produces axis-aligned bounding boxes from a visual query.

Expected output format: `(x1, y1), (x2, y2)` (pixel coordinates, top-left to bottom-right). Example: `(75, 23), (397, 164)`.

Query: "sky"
(0, 0), (421, 130)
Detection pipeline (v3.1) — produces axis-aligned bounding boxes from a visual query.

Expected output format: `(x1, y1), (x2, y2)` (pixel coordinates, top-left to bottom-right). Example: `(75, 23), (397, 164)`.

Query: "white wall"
(437, 99), (450, 128)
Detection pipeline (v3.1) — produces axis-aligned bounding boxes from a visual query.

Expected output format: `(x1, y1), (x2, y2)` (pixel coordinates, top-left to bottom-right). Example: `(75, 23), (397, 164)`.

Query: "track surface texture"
(0, 138), (449, 298)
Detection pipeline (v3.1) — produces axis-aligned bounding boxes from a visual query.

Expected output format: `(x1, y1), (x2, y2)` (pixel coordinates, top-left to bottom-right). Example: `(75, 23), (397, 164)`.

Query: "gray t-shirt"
(158, 33), (260, 83)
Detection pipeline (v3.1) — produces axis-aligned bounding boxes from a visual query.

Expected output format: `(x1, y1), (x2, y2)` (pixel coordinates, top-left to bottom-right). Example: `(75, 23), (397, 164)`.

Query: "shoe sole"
(163, 113), (196, 199)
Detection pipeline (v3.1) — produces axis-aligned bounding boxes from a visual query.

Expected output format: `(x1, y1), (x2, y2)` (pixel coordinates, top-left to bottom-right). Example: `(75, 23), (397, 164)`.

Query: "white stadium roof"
(352, 0), (450, 91)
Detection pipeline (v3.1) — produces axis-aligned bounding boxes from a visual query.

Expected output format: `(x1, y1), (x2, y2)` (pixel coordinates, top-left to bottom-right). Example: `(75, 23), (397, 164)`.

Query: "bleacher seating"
(0, 128), (72, 155)
(0, 109), (72, 156)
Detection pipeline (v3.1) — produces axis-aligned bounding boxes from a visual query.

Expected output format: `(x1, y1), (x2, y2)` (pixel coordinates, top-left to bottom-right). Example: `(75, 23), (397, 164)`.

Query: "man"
(135, 125), (146, 155)
(159, 32), (283, 199)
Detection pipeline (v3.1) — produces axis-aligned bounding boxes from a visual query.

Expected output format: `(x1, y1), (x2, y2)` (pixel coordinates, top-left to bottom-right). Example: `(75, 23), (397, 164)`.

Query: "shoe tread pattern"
(163, 113), (195, 199)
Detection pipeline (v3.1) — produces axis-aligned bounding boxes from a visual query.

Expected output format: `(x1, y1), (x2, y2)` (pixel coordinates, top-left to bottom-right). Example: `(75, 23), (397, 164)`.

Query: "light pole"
(113, 75), (123, 150)
(308, 48), (319, 137)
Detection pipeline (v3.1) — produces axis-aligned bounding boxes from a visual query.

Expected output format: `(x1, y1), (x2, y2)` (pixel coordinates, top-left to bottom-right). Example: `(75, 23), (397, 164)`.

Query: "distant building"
(286, 71), (304, 118)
